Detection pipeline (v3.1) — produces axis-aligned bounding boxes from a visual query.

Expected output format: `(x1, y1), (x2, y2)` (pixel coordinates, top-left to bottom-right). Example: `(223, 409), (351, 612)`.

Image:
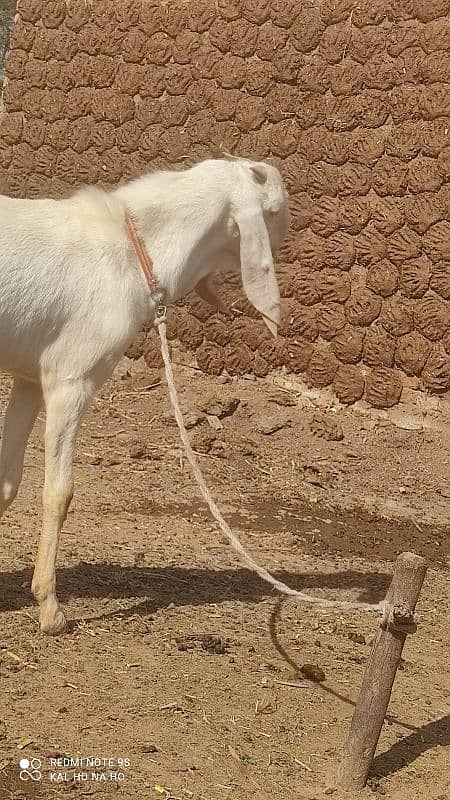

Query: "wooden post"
(337, 551), (428, 791)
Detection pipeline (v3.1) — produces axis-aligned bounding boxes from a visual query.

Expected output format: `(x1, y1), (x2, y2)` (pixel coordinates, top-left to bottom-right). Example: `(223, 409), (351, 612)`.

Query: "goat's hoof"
(40, 608), (67, 636)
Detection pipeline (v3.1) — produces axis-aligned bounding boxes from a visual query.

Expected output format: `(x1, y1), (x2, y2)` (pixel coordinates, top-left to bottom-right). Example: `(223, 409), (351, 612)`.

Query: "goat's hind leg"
(0, 378), (42, 518)
(32, 378), (92, 635)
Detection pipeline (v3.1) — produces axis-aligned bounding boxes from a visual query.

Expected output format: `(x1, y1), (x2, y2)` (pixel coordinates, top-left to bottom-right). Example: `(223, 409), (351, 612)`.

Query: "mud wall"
(0, 0), (449, 408)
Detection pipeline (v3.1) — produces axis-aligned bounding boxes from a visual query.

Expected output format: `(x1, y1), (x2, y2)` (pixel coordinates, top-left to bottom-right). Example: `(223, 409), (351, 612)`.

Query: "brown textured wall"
(1, 0), (449, 407)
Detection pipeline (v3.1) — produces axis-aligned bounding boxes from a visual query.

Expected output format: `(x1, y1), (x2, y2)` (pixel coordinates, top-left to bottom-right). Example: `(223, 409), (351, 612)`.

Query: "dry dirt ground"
(0, 352), (449, 800)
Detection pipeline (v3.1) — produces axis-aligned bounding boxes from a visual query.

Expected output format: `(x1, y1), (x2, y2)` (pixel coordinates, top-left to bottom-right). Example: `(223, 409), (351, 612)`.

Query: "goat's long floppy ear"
(233, 191), (281, 338)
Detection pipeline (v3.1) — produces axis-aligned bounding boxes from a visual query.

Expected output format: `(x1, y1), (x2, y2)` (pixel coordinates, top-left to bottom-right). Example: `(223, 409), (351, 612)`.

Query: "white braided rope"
(156, 318), (385, 614)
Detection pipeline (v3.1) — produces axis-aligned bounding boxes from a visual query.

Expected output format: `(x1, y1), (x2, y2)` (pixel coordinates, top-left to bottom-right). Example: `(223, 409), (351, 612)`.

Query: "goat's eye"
(269, 201), (283, 215)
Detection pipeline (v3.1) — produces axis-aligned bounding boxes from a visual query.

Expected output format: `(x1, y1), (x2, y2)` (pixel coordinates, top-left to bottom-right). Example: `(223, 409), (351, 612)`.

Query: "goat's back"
(0, 191), (147, 382)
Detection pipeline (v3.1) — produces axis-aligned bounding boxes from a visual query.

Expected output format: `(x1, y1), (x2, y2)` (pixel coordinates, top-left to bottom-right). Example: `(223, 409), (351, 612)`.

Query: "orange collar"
(125, 213), (160, 297)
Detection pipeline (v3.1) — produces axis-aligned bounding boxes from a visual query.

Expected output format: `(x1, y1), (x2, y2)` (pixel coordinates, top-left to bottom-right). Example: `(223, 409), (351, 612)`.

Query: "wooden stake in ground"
(338, 551), (428, 791)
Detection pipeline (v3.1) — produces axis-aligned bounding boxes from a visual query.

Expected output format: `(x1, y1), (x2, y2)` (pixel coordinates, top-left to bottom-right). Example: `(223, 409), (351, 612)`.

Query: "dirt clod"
(310, 414), (344, 441)
(199, 394), (240, 418)
(176, 634), (228, 655)
(300, 663), (326, 682)
(200, 635), (228, 654)
(183, 409), (205, 429)
(347, 631), (366, 645)
(268, 389), (297, 406)
(190, 426), (217, 453)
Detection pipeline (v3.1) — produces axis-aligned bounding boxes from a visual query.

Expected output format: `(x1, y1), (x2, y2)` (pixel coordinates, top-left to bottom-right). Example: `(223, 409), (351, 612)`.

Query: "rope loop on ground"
(156, 318), (386, 615)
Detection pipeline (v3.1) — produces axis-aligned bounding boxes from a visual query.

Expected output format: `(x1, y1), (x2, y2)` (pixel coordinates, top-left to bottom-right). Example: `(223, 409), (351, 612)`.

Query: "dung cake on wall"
(0, 0), (449, 408)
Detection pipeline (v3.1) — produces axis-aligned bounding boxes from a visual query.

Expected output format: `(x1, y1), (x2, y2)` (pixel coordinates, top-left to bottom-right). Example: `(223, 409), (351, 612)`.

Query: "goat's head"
(195, 159), (290, 338)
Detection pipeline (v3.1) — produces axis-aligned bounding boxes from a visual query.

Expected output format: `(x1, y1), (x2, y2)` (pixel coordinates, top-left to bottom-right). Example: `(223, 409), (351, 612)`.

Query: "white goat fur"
(0, 158), (289, 634)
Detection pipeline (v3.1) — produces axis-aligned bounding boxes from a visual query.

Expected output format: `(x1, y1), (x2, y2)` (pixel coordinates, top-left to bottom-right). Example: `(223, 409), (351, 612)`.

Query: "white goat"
(0, 158), (289, 634)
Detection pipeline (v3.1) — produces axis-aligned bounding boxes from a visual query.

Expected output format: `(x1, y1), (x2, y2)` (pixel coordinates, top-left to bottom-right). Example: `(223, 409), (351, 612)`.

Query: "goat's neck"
(121, 193), (229, 305)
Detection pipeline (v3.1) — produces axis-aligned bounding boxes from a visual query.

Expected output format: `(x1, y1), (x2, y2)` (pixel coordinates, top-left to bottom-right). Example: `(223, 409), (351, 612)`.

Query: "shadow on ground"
(0, 562), (390, 616)
(370, 714), (450, 780)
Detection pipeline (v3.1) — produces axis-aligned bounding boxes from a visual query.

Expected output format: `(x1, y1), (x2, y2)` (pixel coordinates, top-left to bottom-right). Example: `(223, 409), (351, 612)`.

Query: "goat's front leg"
(32, 379), (92, 634)
(0, 378), (42, 517)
